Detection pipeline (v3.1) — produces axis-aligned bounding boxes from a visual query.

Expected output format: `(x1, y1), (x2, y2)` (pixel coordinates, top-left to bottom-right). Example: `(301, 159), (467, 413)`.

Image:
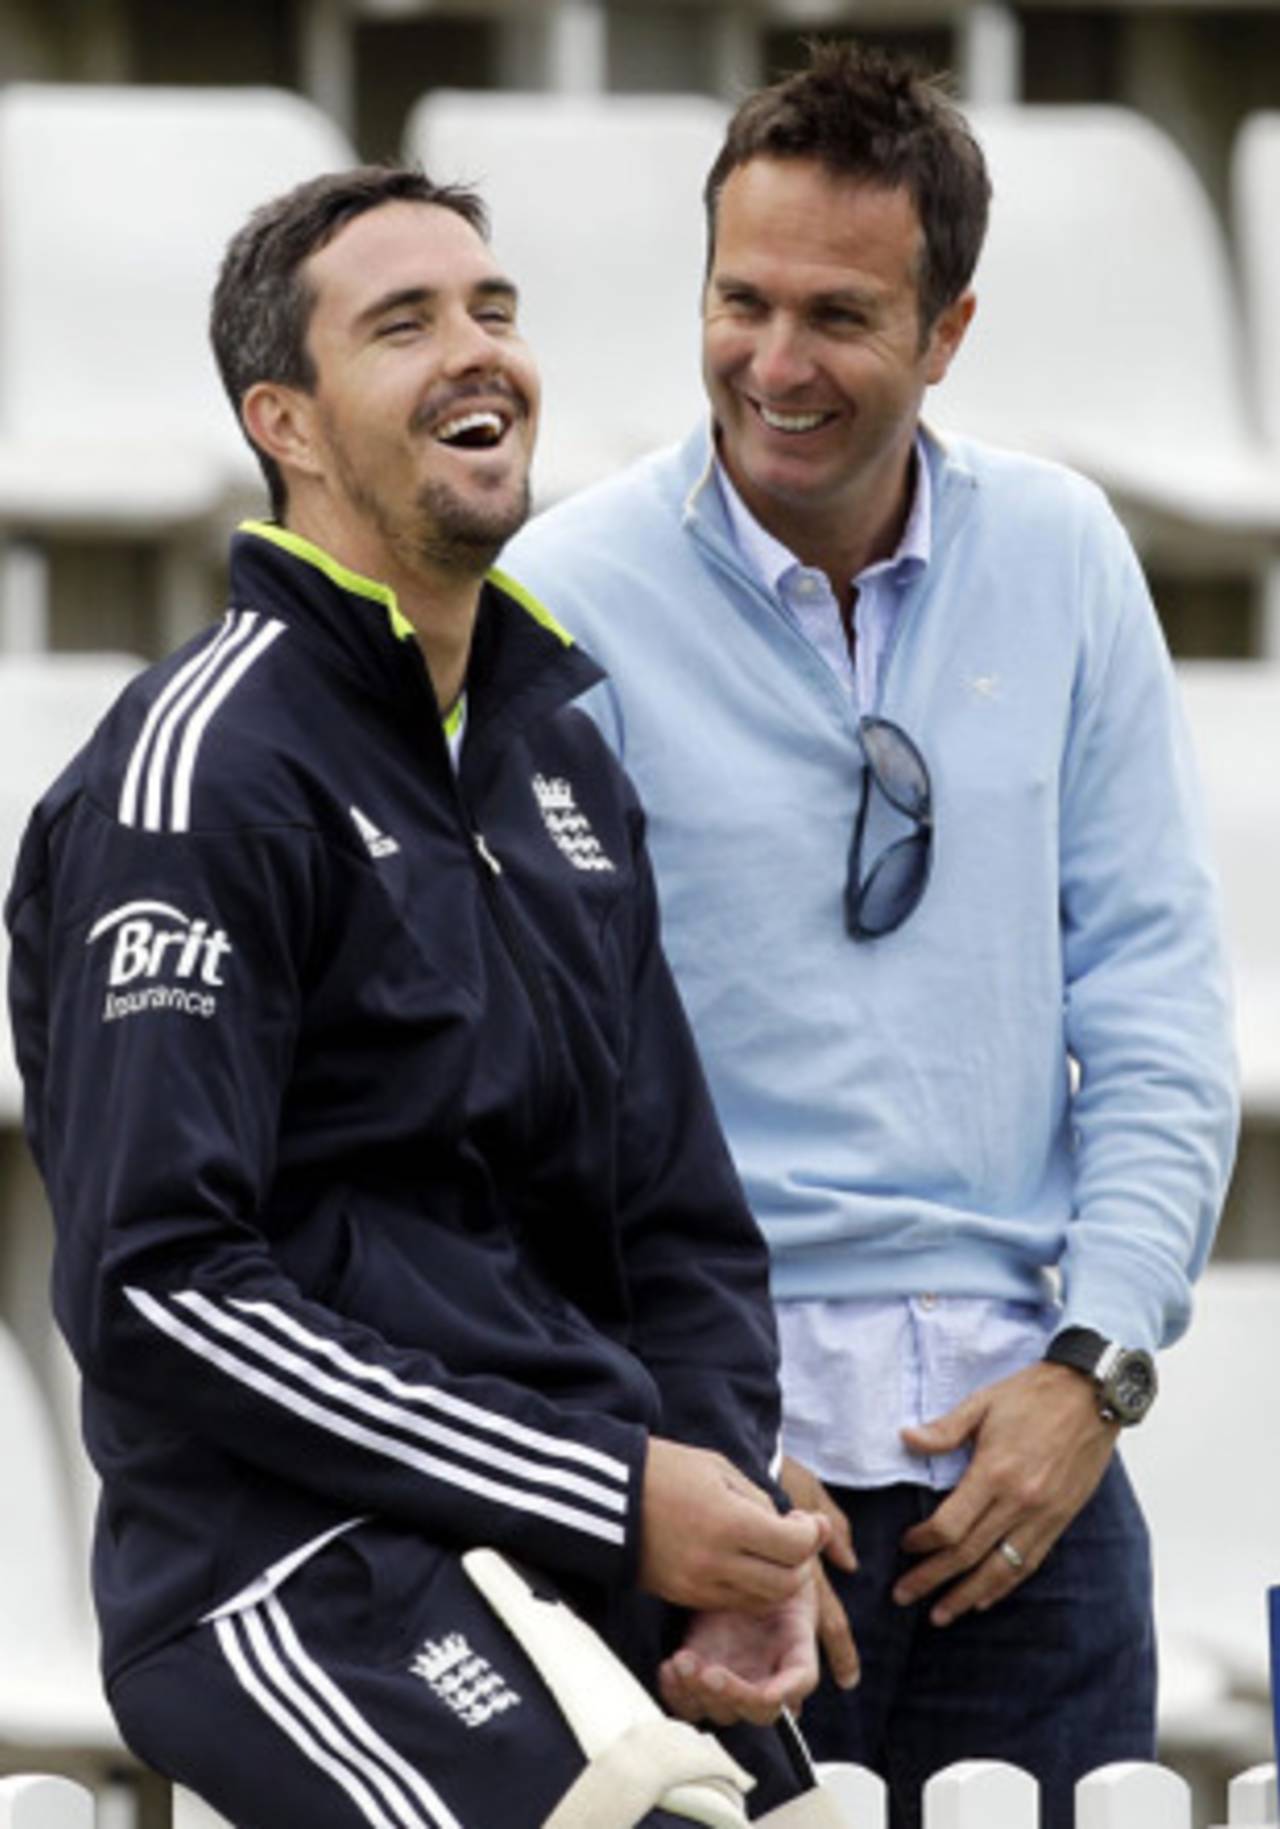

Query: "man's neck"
(285, 505), (481, 715)
(720, 434), (918, 609)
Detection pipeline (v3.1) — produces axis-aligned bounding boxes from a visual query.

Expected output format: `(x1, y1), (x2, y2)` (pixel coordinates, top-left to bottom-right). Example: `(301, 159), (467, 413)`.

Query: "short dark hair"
(704, 41), (991, 333)
(210, 165), (489, 518)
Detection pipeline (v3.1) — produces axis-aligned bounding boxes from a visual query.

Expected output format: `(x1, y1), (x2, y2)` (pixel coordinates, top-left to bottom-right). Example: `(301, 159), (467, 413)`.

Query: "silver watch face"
(1102, 1349), (1157, 1424)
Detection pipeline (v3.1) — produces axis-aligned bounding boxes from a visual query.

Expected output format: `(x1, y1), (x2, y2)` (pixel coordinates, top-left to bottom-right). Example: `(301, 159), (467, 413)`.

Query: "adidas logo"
(350, 805), (400, 859)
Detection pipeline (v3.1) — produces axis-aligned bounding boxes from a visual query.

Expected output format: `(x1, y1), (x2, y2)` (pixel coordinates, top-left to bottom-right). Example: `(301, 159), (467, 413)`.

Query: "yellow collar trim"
(242, 520), (417, 643)
(488, 565), (574, 648)
(241, 524), (575, 655)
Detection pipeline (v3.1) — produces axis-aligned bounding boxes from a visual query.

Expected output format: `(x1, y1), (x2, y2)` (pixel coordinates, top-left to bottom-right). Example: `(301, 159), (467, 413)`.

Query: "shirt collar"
(714, 432), (933, 598)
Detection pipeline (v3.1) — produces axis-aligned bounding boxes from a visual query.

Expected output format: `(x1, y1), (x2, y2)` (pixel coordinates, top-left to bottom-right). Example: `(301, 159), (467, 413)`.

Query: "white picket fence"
(815, 1759), (1280, 1829)
(1, 1760), (1277, 1828)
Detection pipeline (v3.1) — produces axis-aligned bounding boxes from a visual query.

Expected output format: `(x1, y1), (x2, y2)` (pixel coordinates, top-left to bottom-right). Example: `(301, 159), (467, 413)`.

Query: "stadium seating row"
(0, 84), (1277, 646)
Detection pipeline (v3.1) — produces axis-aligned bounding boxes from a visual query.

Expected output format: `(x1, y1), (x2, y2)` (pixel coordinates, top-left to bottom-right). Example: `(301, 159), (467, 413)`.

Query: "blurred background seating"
(1233, 110), (1280, 457)
(0, 84), (353, 657)
(1124, 1263), (1280, 1782)
(0, 653), (145, 1123)
(0, 1321), (142, 1816)
(1175, 660), (1280, 1125)
(930, 104), (1280, 653)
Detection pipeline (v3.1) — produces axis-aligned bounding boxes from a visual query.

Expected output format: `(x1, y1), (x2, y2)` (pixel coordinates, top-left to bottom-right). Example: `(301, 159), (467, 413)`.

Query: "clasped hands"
(641, 1366), (1118, 1726)
(639, 1437), (834, 1728)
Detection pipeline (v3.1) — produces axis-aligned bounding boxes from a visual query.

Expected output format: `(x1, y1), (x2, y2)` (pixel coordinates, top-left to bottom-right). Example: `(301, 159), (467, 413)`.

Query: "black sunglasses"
(845, 715), (933, 941)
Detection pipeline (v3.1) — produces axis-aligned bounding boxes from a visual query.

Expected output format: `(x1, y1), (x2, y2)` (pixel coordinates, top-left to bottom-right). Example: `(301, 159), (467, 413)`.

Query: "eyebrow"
(712, 273), (881, 314)
(352, 277), (520, 333)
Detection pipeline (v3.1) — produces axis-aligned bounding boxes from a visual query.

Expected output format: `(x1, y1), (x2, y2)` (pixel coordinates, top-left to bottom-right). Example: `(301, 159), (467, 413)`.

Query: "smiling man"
(505, 43), (1238, 1829)
(5, 168), (844, 1829)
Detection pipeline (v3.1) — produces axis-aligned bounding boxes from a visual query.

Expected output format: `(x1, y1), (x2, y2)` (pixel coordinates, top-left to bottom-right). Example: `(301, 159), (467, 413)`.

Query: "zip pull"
(474, 831), (503, 876)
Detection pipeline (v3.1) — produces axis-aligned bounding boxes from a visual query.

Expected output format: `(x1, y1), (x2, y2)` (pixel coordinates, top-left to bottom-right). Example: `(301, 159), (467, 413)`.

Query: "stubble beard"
(407, 472), (531, 579)
(328, 420), (532, 582)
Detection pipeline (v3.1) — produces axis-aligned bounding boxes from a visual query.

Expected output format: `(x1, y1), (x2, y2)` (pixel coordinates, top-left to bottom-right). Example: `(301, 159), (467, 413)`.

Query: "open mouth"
(752, 400), (837, 435)
(432, 407), (513, 451)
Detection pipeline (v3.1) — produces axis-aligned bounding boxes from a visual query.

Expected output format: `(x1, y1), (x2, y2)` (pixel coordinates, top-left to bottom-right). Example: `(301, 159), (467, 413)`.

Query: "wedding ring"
(998, 1538), (1026, 1572)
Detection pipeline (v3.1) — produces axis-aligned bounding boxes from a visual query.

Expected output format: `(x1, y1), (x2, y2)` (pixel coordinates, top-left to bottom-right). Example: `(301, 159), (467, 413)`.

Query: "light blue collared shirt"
(717, 438), (931, 714)
(715, 439), (1055, 1489)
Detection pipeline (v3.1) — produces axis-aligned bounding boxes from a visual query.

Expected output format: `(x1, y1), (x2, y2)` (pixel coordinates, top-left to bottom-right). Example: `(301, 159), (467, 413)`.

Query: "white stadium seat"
(0, 85), (354, 647)
(0, 652), (144, 1120)
(1232, 111), (1280, 451)
(1124, 1263), (1280, 1765)
(1175, 660), (1280, 1119)
(931, 107), (1280, 580)
(0, 1323), (121, 1761)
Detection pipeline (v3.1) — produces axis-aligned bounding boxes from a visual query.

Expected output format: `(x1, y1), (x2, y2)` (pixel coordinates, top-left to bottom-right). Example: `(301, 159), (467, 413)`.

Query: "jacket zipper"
(400, 633), (567, 1124)
(464, 804), (569, 1126)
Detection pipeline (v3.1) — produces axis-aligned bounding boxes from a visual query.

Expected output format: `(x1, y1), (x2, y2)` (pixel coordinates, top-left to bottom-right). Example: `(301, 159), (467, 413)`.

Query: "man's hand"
(639, 1438), (826, 1614)
(893, 1362), (1118, 1626)
(780, 1456), (860, 1689)
(657, 1576), (821, 1727)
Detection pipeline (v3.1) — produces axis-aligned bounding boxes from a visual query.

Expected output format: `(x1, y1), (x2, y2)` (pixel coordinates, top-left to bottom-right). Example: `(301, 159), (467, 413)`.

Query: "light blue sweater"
(505, 423), (1239, 1351)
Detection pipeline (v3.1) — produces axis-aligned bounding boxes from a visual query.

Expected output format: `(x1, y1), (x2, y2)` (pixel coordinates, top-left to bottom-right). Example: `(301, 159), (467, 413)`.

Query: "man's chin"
(415, 478), (531, 577)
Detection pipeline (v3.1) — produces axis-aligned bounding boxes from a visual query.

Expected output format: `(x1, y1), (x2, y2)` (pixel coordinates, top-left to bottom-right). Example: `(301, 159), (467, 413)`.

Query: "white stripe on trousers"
(215, 1594), (464, 1829)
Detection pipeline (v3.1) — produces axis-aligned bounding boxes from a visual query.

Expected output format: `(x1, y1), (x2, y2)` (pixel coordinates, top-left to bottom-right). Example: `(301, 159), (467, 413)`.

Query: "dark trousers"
(110, 1520), (811, 1829)
(798, 1456), (1156, 1829)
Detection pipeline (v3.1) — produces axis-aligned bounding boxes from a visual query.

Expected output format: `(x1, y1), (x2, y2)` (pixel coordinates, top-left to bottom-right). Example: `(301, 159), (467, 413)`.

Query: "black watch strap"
(1044, 1326), (1109, 1377)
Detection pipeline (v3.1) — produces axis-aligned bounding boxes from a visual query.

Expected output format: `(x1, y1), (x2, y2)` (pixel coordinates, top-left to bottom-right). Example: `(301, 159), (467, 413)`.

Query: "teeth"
(435, 410), (506, 446)
(758, 405), (829, 433)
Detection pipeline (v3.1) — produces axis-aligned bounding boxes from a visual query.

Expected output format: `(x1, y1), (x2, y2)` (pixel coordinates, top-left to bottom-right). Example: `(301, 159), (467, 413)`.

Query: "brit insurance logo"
(531, 773), (615, 874)
(87, 900), (233, 1024)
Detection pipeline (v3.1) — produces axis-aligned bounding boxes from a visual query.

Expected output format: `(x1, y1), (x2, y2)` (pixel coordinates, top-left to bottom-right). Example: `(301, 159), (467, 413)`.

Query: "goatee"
(409, 475), (532, 578)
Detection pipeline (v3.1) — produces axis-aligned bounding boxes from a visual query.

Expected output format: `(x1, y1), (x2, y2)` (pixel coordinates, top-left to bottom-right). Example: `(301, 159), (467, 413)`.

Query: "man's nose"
(440, 307), (503, 376)
(749, 317), (815, 395)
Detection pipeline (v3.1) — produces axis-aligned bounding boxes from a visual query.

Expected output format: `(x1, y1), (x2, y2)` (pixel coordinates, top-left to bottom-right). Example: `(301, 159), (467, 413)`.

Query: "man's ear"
(923, 289), (977, 387)
(241, 381), (325, 485)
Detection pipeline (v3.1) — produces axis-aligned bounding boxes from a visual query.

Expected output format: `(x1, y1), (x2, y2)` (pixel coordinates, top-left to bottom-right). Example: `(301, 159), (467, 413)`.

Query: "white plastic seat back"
(406, 91), (726, 502)
(932, 106), (1277, 533)
(0, 1324), (83, 1649)
(0, 86), (354, 520)
(1174, 660), (1280, 1116)
(0, 1776), (94, 1829)
(1232, 112), (1280, 449)
(0, 652), (143, 1118)
(0, 1317), (119, 1751)
(1123, 1263), (1280, 1700)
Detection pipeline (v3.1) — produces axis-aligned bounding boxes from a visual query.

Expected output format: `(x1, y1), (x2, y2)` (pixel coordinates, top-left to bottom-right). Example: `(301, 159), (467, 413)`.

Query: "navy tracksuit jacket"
(6, 525), (783, 1687)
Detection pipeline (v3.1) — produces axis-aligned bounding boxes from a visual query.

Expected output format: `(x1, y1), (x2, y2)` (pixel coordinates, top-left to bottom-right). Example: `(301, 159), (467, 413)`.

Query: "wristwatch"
(1043, 1327), (1158, 1426)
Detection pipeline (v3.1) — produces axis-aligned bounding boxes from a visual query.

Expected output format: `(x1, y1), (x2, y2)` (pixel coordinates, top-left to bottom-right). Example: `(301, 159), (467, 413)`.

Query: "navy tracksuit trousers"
(110, 1521), (812, 1828)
